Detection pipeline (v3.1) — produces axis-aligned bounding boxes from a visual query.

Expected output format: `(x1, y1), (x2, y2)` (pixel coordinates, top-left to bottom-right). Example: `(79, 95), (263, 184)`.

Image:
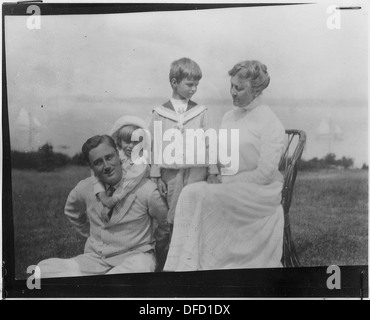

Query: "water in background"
(9, 97), (368, 168)
(273, 101), (368, 168)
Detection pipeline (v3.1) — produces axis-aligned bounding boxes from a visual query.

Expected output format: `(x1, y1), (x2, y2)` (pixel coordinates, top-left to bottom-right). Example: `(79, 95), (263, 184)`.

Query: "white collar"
(171, 98), (189, 114)
(239, 95), (262, 113)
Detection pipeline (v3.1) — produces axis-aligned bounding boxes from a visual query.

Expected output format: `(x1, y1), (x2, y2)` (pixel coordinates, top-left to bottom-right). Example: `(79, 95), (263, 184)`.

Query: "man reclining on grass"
(38, 135), (170, 278)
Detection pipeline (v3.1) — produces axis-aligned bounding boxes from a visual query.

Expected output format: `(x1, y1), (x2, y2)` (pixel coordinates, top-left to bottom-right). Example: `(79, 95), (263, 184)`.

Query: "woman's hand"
(207, 174), (222, 184)
(152, 177), (168, 198)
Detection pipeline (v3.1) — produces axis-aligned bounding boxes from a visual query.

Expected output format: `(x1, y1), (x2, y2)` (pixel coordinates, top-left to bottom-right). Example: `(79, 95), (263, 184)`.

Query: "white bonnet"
(109, 115), (148, 137)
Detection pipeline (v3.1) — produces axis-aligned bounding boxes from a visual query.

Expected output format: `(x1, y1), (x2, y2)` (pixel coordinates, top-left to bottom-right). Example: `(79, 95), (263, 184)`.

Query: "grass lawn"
(11, 166), (90, 280)
(290, 169), (368, 267)
(9, 166), (368, 279)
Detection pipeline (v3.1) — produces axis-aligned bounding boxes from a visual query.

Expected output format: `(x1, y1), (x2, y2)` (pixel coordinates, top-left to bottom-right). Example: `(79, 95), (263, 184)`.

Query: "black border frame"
(2, 1), (368, 299)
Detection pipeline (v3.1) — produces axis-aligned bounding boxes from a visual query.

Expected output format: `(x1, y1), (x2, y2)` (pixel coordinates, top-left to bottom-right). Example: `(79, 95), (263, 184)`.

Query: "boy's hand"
(97, 192), (116, 209)
(156, 178), (168, 198)
(207, 174), (221, 184)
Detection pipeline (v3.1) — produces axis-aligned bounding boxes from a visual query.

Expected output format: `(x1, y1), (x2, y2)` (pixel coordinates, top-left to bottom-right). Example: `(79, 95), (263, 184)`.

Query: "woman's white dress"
(164, 98), (286, 271)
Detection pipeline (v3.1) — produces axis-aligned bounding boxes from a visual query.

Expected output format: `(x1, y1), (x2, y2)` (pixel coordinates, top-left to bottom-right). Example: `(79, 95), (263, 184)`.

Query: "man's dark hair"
(82, 135), (118, 164)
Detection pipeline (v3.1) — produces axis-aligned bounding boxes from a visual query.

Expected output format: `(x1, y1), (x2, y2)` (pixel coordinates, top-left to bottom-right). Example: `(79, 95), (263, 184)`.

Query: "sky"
(3, 1), (369, 165)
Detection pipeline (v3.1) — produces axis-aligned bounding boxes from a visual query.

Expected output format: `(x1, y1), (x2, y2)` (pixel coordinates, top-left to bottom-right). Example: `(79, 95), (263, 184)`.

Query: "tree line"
(298, 153), (357, 171)
(11, 143), (86, 171)
(10, 143), (365, 172)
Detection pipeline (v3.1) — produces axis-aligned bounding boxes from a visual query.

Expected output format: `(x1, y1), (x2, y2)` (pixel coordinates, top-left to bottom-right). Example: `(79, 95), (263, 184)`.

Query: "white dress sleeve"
(230, 115), (285, 185)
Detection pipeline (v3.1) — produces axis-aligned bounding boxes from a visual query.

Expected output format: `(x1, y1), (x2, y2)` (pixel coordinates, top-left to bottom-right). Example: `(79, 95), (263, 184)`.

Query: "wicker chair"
(279, 129), (307, 267)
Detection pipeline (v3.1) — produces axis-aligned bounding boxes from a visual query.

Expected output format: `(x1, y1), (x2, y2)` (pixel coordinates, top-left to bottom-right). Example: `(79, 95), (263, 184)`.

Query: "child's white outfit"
(92, 157), (150, 222)
(149, 98), (219, 223)
(93, 115), (151, 222)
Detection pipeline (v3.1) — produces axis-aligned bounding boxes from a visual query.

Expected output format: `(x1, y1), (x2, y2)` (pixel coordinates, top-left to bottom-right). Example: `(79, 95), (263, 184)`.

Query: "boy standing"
(149, 58), (219, 228)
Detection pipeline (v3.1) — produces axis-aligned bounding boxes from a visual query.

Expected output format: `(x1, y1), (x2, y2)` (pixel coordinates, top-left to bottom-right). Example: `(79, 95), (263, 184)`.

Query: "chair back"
(280, 130), (307, 215)
(279, 129), (306, 267)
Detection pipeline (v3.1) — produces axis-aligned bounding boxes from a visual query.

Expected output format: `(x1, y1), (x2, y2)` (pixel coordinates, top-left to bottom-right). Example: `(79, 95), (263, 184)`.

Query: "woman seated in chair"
(164, 60), (286, 271)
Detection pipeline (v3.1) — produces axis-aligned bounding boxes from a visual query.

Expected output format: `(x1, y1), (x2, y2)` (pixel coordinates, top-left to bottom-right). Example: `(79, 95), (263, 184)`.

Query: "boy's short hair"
(169, 57), (202, 83)
(82, 135), (117, 164)
(113, 125), (141, 149)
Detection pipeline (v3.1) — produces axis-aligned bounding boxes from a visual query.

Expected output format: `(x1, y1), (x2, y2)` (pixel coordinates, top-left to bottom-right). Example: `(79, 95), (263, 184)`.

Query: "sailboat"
(316, 117), (343, 154)
(15, 108), (42, 151)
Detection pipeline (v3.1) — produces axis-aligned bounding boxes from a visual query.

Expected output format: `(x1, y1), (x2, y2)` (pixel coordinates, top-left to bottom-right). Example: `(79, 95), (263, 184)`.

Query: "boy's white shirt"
(170, 98), (188, 115)
(149, 99), (220, 176)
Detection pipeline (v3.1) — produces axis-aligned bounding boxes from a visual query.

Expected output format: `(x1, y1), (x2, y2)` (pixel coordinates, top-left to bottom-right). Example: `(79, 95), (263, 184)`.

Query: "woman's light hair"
(113, 125), (141, 150)
(228, 60), (270, 96)
(169, 57), (202, 83)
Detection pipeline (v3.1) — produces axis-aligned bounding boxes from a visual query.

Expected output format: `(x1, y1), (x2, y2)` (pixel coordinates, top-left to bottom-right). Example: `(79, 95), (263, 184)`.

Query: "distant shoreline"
(51, 94), (368, 109)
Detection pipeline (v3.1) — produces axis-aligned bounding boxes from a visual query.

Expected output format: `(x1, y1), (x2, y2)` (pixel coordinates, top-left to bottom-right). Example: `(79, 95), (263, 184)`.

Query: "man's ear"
(89, 163), (96, 176)
(87, 157), (95, 173)
(170, 78), (177, 88)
